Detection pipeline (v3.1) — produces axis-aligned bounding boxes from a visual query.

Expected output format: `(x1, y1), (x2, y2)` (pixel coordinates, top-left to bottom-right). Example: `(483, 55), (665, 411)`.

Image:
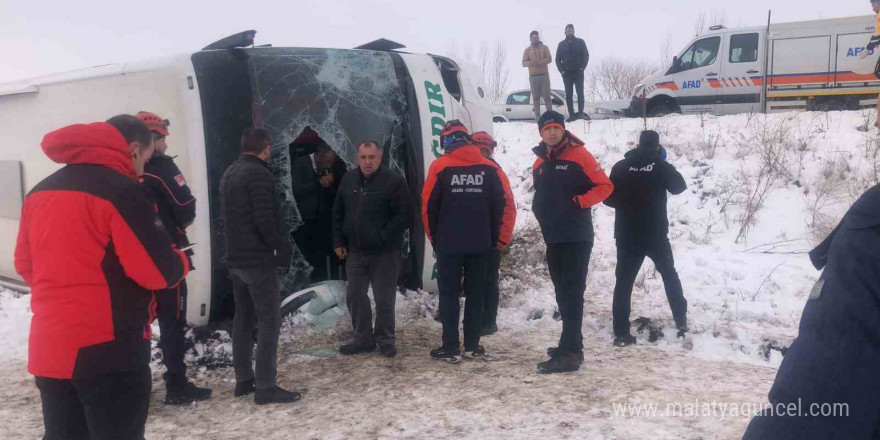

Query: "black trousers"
(612, 238), (688, 337)
(482, 249), (502, 330)
(294, 221), (342, 282)
(156, 280), (187, 387)
(562, 70), (585, 116)
(36, 368), (151, 440)
(345, 249), (400, 347)
(546, 241), (592, 354)
(437, 251), (489, 351)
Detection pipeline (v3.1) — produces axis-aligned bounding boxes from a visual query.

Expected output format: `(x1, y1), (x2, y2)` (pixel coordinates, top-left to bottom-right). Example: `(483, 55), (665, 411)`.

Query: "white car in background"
(492, 89), (622, 122)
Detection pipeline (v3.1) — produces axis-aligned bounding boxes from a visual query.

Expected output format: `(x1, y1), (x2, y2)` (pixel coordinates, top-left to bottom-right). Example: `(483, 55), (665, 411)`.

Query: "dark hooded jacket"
(743, 184), (880, 440)
(604, 148), (686, 245)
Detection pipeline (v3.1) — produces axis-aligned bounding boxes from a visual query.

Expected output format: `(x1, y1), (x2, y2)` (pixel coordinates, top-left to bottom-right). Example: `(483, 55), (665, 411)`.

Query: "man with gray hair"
(332, 141), (412, 357)
(523, 30), (553, 121)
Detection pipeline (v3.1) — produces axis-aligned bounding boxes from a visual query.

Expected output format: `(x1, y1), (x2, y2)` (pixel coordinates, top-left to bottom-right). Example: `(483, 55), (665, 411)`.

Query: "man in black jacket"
(742, 184), (880, 440)
(291, 141), (347, 282)
(138, 111), (212, 405)
(220, 128), (300, 405)
(604, 130), (688, 347)
(332, 141), (412, 357)
(556, 24), (590, 122)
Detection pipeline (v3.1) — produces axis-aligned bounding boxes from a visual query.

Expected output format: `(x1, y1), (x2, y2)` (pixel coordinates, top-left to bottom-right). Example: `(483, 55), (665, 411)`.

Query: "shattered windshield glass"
(248, 48), (410, 294)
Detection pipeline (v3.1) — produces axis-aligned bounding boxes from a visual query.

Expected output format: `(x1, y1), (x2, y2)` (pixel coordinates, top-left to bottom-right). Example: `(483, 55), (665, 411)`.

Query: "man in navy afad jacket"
(604, 130), (688, 347)
(532, 110), (613, 374)
(422, 121), (516, 363)
(743, 184), (880, 440)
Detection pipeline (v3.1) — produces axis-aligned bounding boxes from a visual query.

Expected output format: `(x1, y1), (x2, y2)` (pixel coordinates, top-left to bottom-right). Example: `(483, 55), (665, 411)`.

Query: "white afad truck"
(0, 32), (493, 326)
(628, 15), (880, 116)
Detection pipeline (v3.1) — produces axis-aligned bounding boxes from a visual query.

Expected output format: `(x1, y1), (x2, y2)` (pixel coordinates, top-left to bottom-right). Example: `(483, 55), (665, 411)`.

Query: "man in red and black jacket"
(422, 121), (516, 362)
(138, 111), (211, 405)
(15, 115), (190, 439)
(532, 110), (613, 374)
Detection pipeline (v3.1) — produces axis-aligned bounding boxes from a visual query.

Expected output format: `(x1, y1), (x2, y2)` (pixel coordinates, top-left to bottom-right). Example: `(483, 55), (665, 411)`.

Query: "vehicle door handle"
(506, 108), (512, 111)
(747, 70), (760, 74)
(706, 72), (718, 77)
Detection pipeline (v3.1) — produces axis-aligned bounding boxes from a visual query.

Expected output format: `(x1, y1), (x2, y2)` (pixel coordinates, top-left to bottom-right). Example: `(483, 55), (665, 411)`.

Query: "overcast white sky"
(0, 0), (872, 95)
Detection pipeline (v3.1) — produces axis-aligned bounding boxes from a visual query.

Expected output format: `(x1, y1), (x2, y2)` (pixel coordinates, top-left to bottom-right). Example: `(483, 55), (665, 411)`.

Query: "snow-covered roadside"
(2, 110), (876, 439)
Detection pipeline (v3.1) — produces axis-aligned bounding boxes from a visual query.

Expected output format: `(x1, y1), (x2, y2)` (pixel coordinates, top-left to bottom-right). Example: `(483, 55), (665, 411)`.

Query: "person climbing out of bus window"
(290, 134), (347, 282)
(137, 111), (211, 406)
(422, 121), (516, 363)
(862, 0), (880, 128)
(16, 115), (189, 439)
(332, 141), (412, 358)
(471, 131), (512, 337)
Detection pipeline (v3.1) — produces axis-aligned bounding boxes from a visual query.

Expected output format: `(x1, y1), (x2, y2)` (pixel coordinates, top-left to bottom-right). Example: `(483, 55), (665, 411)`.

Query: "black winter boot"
(255, 385), (302, 405)
(165, 381), (213, 405)
(537, 351), (581, 374)
(613, 334), (637, 347)
(546, 347), (585, 362)
(430, 346), (462, 363)
(234, 379), (256, 397)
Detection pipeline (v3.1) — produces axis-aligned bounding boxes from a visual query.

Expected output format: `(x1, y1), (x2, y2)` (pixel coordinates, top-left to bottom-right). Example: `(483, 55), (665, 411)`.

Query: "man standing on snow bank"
(603, 130), (688, 347)
(556, 24), (589, 122)
(523, 30), (553, 121)
(531, 110), (612, 374)
(422, 121), (516, 363)
(742, 184), (880, 440)
(137, 111), (212, 405)
(15, 115), (190, 439)
(220, 128), (300, 405)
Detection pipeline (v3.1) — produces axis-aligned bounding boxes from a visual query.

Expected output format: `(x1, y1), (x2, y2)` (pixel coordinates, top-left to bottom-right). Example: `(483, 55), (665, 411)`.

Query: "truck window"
(729, 33), (759, 63)
(506, 91), (531, 105)
(679, 36), (721, 71)
(0, 161), (23, 220)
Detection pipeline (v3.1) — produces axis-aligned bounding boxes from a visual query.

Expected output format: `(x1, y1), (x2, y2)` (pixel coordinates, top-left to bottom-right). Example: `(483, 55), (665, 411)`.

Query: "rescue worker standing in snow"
(15, 115), (190, 439)
(471, 132), (510, 336)
(742, 184), (880, 439)
(603, 130), (688, 347)
(137, 111), (212, 405)
(532, 110), (613, 373)
(422, 121), (516, 362)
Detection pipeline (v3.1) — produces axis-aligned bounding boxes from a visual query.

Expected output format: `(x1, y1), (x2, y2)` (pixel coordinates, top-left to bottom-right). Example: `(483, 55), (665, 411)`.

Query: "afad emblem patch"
(174, 174), (187, 187)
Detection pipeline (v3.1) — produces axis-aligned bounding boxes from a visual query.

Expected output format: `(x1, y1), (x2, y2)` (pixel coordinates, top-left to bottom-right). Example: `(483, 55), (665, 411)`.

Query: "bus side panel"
(397, 54), (455, 294)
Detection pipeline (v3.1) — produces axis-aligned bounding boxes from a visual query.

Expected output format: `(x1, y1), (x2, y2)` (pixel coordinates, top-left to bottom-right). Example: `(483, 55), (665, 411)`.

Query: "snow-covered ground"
(2, 111), (877, 439)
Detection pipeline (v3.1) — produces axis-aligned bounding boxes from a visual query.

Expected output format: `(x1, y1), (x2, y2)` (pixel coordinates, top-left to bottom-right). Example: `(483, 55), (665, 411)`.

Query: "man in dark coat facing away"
(742, 184), (880, 440)
(604, 130), (688, 347)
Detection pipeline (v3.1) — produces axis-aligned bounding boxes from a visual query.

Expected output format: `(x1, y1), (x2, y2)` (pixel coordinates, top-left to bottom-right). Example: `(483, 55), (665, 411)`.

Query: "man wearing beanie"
(532, 110), (613, 373)
(603, 130), (688, 347)
(422, 121), (516, 362)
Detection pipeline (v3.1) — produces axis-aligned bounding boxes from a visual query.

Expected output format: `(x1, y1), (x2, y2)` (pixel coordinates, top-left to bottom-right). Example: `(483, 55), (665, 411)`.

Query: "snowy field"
(2, 110), (877, 439)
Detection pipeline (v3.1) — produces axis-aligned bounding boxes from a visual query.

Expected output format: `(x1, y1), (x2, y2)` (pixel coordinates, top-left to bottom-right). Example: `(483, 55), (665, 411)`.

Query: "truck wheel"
(648, 105), (673, 117)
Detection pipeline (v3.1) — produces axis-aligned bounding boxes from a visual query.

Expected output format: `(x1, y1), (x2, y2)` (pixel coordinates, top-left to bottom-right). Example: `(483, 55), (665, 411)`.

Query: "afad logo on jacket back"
(425, 81), (447, 158)
(451, 171), (485, 193)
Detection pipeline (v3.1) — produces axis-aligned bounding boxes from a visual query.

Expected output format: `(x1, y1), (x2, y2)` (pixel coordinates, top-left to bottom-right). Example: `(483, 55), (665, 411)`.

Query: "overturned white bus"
(0, 32), (493, 325)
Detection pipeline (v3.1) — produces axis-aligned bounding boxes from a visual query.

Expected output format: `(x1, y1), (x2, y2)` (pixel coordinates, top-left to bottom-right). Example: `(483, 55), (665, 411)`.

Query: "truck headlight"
(594, 108), (612, 115)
